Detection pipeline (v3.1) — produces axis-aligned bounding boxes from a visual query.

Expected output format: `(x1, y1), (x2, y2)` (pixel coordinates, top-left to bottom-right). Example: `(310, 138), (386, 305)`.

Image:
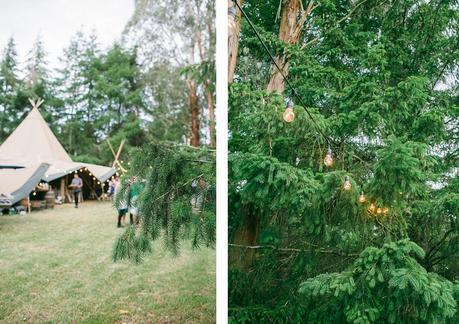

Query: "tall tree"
(229, 0), (459, 322)
(266, 0), (316, 94)
(0, 37), (21, 140)
(123, 0), (215, 147)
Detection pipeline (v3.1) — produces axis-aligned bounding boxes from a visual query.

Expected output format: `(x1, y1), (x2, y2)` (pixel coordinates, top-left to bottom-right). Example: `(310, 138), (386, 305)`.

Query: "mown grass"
(0, 202), (215, 323)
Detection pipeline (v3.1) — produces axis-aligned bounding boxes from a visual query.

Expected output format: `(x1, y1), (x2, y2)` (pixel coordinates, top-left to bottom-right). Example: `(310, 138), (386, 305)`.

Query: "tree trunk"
(229, 208), (260, 271)
(188, 79), (200, 147)
(266, 0), (314, 94)
(205, 81), (216, 147)
(229, 0), (314, 272)
(228, 0), (243, 83)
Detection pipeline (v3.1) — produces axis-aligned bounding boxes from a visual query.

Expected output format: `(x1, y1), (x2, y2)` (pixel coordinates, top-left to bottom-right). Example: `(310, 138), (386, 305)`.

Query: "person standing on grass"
(128, 176), (144, 225)
(70, 173), (83, 208)
(115, 177), (128, 228)
(107, 176), (118, 199)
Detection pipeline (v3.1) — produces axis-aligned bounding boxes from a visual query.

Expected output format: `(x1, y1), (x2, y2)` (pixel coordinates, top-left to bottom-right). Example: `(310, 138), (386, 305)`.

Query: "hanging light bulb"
(324, 147), (333, 167)
(283, 100), (295, 123)
(32, 192), (36, 196)
(344, 176), (351, 191)
(359, 192), (366, 203)
(382, 207), (389, 214)
(377, 207), (382, 214)
(369, 203), (376, 213)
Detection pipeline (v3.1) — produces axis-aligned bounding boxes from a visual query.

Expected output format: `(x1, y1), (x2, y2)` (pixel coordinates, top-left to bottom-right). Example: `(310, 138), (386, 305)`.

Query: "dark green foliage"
(299, 240), (456, 323)
(112, 225), (152, 264)
(230, 0), (458, 322)
(113, 143), (215, 262)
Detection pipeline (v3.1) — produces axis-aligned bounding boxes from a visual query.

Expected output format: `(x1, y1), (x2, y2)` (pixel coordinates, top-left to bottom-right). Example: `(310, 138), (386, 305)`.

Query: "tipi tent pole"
(60, 178), (65, 202)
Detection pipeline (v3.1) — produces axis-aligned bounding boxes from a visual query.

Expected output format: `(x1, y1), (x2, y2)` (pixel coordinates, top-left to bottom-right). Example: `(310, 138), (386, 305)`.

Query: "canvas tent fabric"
(0, 106), (116, 204)
(0, 154), (25, 169)
(0, 163), (49, 207)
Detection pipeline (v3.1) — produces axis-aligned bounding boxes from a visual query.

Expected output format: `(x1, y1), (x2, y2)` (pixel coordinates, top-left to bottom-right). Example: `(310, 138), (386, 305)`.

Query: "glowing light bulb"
(324, 147), (333, 167)
(383, 207), (389, 214)
(283, 100), (295, 123)
(344, 176), (351, 191)
(32, 192), (36, 196)
(377, 207), (382, 214)
(369, 203), (376, 213)
(89, 173), (92, 176)
(359, 192), (366, 203)
(93, 177), (96, 181)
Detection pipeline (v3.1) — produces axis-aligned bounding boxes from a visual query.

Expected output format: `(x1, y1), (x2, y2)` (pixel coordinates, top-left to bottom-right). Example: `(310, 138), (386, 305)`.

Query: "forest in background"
(0, 0), (215, 167)
(229, 0), (458, 323)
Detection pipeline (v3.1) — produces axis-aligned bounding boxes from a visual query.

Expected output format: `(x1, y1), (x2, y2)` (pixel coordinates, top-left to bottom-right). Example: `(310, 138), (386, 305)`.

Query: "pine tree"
(0, 37), (21, 140)
(229, 0), (458, 322)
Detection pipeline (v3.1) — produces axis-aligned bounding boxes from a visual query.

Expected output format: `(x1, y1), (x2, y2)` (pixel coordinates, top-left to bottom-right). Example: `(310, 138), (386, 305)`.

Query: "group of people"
(70, 173), (144, 228)
(108, 175), (144, 228)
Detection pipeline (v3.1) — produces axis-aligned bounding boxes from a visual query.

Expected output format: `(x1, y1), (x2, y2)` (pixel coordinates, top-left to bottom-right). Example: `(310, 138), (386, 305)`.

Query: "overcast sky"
(0, 0), (135, 70)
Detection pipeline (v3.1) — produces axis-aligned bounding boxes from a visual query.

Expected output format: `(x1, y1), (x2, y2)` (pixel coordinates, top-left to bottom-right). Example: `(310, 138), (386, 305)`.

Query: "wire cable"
(232, 0), (332, 147)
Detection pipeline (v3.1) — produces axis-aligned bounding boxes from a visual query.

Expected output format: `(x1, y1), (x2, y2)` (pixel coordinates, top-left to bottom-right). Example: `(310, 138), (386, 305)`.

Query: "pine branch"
(301, 0), (386, 49)
(154, 173), (205, 202)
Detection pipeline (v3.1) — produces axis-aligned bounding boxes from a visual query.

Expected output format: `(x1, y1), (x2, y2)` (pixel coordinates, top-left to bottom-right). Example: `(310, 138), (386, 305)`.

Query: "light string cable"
(232, 0), (332, 147)
(231, 1), (392, 214)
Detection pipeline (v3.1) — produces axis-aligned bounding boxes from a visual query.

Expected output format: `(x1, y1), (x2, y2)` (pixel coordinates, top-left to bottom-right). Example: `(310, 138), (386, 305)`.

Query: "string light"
(233, 0), (405, 209)
(344, 176), (351, 191)
(324, 147), (333, 167)
(369, 203), (376, 213)
(283, 100), (295, 123)
(377, 207), (382, 215)
(32, 192), (36, 196)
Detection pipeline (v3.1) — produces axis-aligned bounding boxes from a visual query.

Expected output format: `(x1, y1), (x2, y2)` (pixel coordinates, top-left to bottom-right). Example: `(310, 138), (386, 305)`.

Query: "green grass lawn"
(0, 202), (215, 323)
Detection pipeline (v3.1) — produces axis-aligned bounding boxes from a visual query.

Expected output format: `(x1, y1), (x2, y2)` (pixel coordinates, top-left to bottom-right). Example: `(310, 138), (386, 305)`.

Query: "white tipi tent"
(0, 100), (115, 206)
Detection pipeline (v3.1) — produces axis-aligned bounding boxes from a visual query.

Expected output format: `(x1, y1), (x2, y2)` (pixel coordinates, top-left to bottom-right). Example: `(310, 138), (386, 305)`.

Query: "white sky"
(0, 0), (135, 70)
